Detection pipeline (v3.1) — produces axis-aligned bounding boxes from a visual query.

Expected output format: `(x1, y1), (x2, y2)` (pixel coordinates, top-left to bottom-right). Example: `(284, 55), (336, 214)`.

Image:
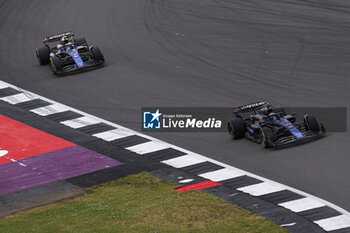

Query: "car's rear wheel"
(50, 56), (61, 75)
(303, 114), (320, 132)
(261, 127), (276, 148)
(91, 47), (105, 63)
(75, 37), (87, 46)
(36, 46), (50, 65)
(228, 117), (246, 140)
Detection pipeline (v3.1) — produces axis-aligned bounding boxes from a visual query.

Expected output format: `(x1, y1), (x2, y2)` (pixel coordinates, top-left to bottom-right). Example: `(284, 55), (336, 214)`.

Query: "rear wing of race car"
(233, 101), (269, 114)
(43, 31), (74, 43)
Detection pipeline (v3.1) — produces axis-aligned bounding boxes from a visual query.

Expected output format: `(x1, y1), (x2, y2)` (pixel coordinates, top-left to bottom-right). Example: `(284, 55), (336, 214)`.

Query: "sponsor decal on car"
(45, 32), (73, 41)
(235, 101), (267, 112)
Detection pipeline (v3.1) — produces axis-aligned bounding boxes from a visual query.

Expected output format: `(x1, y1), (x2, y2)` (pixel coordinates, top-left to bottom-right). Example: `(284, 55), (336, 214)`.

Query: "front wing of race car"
(53, 47), (104, 76)
(55, 57), (104, 76)
(267, 124), (326, 148)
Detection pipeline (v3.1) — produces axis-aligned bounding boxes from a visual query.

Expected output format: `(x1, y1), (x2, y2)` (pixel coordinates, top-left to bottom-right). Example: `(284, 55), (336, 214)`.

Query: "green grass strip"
(0, 172), (288, 233)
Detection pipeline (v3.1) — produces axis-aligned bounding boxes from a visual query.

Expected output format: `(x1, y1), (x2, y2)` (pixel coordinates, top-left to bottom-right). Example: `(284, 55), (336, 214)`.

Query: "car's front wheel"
(50, 56), (61, 75)
(303, 114), (320, 132)
(261, 127), (276, 148)
(36, 46), (50, 65)
(91, 47), (105, 63)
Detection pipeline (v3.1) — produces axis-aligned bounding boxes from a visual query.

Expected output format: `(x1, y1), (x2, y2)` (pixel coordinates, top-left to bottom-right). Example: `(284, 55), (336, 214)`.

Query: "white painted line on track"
(237, 182), (285, 196)
(0, 150), (8, 157)
(30, 103), (69, 116)
(199, 168), (244, 182)
(0, 82), (10, 88)
(0, 150), (27, 167)
(93, 129), (135, 141)
(18, 162), (27, 167)
(125, 141), (169, 155)
(161, 154), (207, 168)
(0, 93), (38, 104)
(314, 214), (350, 231)
(61, 116), (101, 129)
(281, 223), (296, 227)
(279, 197), (326, 213)
(179, 179), (194, 183)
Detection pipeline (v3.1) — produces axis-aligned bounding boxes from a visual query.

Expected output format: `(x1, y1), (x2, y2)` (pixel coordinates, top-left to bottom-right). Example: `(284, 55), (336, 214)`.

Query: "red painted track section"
(0, 115), (75, 165)
(175, 181), (222, 192)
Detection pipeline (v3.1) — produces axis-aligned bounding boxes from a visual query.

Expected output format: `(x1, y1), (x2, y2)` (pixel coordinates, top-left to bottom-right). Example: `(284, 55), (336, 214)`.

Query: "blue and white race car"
(228, 101), (326, 148)
(36, 32), (104, 75)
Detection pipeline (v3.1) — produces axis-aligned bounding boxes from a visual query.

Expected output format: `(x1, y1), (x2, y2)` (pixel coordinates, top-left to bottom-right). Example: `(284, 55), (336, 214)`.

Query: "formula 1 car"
(227, 101), (325, 148)
(35, 32), (105, 75)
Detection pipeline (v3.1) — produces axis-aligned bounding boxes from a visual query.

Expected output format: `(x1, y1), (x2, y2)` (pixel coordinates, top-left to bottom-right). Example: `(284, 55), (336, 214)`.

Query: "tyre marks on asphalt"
(1, 80), (350, 233)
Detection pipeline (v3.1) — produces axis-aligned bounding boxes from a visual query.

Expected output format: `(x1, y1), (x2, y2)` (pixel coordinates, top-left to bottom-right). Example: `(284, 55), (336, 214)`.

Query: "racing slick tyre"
(303, 114), (320, 132)
(273, 106), (286, 115)
(75, 37), (87, 46)
(228, 117), (246, 140)
(91, 47), (105, 63)
(261, 127), (276, 148)
(36, 46), (50, 65)
(50, 56), (61, 75)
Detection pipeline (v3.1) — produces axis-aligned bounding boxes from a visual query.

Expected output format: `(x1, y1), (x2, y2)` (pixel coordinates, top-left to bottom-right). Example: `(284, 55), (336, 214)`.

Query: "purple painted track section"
(0, 146), (122, 196)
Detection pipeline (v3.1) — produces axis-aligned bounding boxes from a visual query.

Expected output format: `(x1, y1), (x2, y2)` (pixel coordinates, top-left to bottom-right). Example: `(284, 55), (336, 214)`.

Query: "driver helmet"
(260, 106), (273, 115)
(61, 36), (69, 45)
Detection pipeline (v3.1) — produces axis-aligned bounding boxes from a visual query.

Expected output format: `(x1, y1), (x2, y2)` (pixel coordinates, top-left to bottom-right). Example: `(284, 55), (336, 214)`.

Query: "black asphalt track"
(0, 0), (349, 210)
